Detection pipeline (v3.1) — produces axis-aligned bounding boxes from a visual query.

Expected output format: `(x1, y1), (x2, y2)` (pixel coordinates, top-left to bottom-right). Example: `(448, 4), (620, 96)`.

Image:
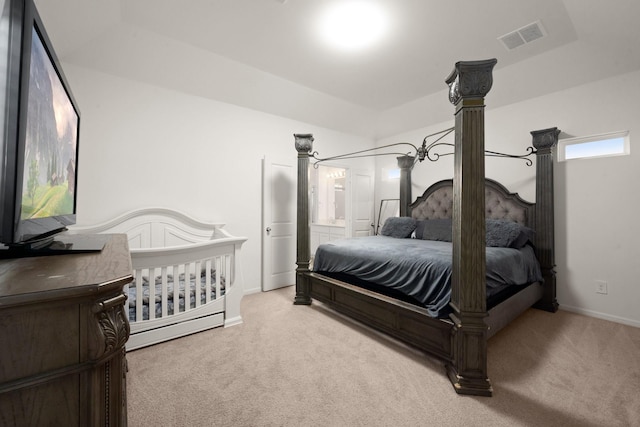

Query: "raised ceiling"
(34, 0), (640, 138)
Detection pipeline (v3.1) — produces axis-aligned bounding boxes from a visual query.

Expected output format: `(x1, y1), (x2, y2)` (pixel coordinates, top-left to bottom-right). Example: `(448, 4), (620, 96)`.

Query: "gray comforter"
(312, 236), (543, 318)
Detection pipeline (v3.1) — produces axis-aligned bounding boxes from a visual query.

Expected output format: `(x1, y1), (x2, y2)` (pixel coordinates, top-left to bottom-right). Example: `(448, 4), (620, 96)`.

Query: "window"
(558, 131), (630, 161)
(385, 168), (400, 180)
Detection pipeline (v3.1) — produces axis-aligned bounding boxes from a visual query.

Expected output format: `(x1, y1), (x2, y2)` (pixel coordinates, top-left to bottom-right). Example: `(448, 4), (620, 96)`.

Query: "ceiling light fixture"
(317, 1), (388, 51)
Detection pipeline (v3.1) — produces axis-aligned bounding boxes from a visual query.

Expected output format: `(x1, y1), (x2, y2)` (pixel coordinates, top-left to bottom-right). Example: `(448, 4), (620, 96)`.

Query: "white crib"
(70, 207), (247, 351)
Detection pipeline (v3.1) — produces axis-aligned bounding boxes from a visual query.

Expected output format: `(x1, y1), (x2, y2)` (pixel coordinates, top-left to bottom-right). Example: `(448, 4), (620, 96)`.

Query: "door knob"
(266, 227), (272, 234)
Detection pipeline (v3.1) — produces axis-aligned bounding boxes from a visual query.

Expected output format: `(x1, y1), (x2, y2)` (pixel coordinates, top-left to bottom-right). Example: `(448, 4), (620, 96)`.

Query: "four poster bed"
(293, 59), (560, 396)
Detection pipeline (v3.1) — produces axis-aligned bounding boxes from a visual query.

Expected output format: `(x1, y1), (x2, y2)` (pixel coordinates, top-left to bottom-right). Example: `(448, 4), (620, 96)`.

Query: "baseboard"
(559, 305), (640, 328)
(224, 315), (243, 327)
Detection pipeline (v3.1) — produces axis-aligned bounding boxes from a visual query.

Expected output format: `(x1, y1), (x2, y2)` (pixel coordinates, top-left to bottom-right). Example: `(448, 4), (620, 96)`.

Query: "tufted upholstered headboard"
(409, 178), (535, 229)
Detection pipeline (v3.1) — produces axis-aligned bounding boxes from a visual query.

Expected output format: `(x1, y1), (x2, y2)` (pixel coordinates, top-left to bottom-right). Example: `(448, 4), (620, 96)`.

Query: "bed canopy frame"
(293, 59), (559, 396)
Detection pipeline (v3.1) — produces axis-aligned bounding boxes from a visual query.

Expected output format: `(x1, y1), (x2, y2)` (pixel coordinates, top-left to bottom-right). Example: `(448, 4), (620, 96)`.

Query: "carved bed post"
(444, 59), (497, 397)
(531, 127), (560, 312)
(397, 155), (414, 217)
(294, 133), (314, 305)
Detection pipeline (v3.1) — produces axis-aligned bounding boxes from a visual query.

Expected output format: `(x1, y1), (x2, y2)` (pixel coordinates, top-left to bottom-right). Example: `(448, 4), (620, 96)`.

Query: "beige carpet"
(127, 286), (640, 427)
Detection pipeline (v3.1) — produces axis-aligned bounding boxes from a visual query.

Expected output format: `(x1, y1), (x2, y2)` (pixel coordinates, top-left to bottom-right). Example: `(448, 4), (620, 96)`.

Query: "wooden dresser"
(0, 234), (133, 426)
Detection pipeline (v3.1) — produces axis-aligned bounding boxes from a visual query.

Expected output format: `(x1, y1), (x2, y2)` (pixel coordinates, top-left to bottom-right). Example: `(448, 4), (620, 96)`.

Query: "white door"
(262, 156), (297, 291)
(350, 169), (374, 237)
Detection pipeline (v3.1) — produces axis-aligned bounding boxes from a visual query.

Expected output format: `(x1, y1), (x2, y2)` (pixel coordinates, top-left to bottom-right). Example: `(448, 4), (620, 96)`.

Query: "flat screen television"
(1, 0), (103, 257)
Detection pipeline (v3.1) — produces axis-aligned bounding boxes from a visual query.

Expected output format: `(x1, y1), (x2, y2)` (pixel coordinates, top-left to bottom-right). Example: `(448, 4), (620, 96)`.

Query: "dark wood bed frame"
(293, 59), (560, 396)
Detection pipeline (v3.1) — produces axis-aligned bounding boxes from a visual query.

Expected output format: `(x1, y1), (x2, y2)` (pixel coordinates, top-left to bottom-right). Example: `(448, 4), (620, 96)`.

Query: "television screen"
(0, 0), (96, 256)
(21, 26), (78, 222)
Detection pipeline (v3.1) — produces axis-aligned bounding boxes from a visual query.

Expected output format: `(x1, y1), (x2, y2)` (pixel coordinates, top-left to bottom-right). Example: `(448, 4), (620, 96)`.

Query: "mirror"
(310, 165), (346, 226)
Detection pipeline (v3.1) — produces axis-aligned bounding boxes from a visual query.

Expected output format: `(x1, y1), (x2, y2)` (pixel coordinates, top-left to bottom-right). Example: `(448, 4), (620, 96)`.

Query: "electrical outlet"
(595, 280), (608, 295)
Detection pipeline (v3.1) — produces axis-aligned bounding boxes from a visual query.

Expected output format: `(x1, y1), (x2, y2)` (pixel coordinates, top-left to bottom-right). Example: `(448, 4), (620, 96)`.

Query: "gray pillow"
(416, 218), (534, 248)
(416, 219), (453, 242)
(380, 217), (417, 238)
(486, 219), (534, 248)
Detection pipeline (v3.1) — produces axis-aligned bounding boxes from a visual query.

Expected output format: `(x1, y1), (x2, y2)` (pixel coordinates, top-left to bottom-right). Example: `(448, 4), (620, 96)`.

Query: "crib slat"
(136, 270), (144, 322)
(148, 267), (156, 320)
(161, 266), (169, 318)
(182, 262), (188, 312)
(195, 260), (201, 308)
(173, 264), (180, 314)
(183, 262), (191, 312)
(215, 257), (221, 300)
(205, 259), (212, 303)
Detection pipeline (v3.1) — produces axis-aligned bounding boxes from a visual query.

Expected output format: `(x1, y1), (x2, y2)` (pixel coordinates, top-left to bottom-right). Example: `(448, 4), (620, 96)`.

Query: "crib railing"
(126, 253), (233, 323)
(68, 208), (247, 350)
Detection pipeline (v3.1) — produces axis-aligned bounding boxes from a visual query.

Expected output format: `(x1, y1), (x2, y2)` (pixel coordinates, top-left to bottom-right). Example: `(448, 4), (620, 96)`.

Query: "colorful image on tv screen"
(21, 27), (78, 220)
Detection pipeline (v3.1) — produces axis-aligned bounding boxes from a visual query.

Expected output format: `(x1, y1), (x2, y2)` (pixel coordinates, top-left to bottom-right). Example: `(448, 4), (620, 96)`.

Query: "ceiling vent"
(498, 20), (546, 50)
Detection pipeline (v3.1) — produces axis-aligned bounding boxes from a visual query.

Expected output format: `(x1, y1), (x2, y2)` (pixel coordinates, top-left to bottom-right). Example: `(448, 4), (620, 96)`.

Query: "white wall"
(66, 64), (374, 295)
(375, 69), (640, 327)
